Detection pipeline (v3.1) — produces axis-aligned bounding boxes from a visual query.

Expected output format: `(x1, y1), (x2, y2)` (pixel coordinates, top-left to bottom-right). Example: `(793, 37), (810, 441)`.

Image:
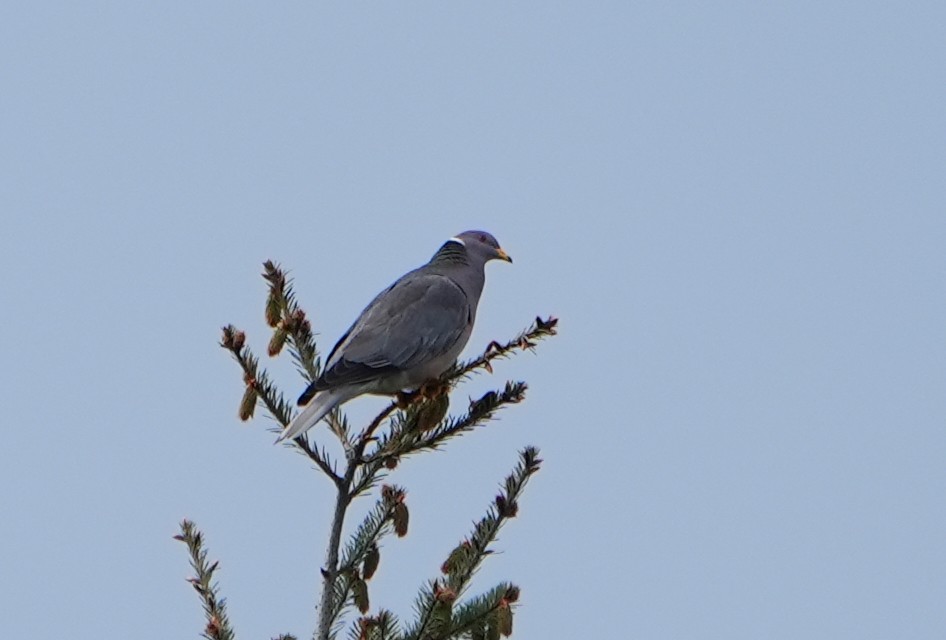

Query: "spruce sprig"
(221, 324), (340, 483)
(401, 448), (540, 640)
(175, 520), (237, 640)
(348, 610), (400, 640)
(261, 260), (320, 382)
(326, 486), (408, 630)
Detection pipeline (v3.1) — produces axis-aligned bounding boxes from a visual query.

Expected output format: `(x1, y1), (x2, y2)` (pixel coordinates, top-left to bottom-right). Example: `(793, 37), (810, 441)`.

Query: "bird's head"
(450, 230), (513, 264)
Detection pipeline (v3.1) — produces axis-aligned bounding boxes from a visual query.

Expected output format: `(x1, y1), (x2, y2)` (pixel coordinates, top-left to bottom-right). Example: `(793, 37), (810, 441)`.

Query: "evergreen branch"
(442, 447), (541, 594)
(403, 580), (441, 640)
(260, 262), (355, 452)
(362, 382), (527, 474)
(349, 463), (388, 503)
(221, 326), (341, 485)
(401, 448), (541, 640)
(403, 382), (527, 457)
(327, 487), (404, 631)
(348, 610), (400, 640)
(221, 326), (295, 425)
(451, 316), (558, 380)
(337, 492), (399, 575)
(357, 401), (399, 454)
(306, 440), (343, 488)
(448, 583), (519, 640)
(175, 520), (236, 640)
(261, 260), (321, 381)
(327, 409), (354, 453)
(272, 635), (298, 640)
(347, 401), (400, 499)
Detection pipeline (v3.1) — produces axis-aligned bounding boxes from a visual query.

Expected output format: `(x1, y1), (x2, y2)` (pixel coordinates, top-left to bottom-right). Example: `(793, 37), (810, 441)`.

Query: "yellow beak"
(495, 247), (513, 263)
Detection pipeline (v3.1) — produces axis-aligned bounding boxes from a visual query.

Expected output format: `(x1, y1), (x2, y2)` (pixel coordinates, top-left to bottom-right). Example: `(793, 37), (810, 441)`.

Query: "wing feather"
(299, 273), (469, 400)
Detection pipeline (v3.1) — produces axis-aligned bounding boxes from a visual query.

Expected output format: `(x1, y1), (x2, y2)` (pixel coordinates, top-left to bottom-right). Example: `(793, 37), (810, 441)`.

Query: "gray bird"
(276, 231), (512, 443)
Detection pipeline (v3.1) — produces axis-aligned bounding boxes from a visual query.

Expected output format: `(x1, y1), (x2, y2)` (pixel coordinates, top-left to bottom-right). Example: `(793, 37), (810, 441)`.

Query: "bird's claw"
(396, 381), (449, 409)
(396, 391), (416, 409)
(419, 379), (450, 400)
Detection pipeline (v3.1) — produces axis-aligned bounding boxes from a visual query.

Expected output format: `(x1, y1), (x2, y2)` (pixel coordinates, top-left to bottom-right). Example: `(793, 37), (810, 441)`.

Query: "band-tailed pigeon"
(276, 231), (511, 443)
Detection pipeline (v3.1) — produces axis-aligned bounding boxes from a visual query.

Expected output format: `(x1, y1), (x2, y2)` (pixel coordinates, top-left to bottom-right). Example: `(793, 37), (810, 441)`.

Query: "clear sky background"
(2, 3), (944, 639)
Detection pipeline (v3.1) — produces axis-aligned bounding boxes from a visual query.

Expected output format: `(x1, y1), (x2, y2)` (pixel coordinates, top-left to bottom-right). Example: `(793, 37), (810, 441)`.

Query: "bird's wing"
(298, 273), (470, 402)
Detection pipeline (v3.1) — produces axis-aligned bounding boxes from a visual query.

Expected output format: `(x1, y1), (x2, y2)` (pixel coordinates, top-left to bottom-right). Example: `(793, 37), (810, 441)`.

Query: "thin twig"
(354, 401), (398, 461)
(291, 435), (343, 489)
(326, 411), (354, 457)
(452, 316), (558, 380)
(176, 520), (236, 640)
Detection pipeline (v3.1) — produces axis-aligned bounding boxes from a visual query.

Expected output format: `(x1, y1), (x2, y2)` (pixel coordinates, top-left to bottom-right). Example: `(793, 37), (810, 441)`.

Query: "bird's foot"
(395, 390), (418, 409)
(419, 379), (451, 400)
(395, 380), (449, 409)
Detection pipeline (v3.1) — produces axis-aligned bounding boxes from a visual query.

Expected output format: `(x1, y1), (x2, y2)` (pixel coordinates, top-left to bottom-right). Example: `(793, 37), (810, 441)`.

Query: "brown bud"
(221, 326), (246, 351)
(384, 456), (399, 470)
(265, 293), (281, 327)
(363, 544), (380, 580)
(504, 585), (520, 603)
(357, 616), (380, 640)
(486, 616), (501, 640)
(238, 385), (257, 421)
(267, 325), (288, 357)
(441, 541), (470, 575)
(495, 495), (518, 518)
(352, 577), (370, 613)
(382, 485), (405, 504)
(434, 584), (457, 604)
(416, 394), (449, 432)
(206, 615), (221, 638)
(496, 600), (513, 637)
(393, 502), (409, 538)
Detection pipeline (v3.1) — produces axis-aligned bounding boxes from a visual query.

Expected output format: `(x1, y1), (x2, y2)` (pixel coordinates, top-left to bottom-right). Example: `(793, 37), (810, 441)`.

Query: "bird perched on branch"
(276, 231), (512, 443)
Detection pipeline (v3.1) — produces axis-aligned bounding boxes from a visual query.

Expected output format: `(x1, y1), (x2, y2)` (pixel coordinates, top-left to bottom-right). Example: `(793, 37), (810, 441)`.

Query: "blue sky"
(2, 3), (944, 638)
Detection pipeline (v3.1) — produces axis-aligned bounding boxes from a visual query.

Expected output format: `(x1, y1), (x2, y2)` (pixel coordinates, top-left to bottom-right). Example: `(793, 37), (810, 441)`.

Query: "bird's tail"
(275, 390), (341, 443)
